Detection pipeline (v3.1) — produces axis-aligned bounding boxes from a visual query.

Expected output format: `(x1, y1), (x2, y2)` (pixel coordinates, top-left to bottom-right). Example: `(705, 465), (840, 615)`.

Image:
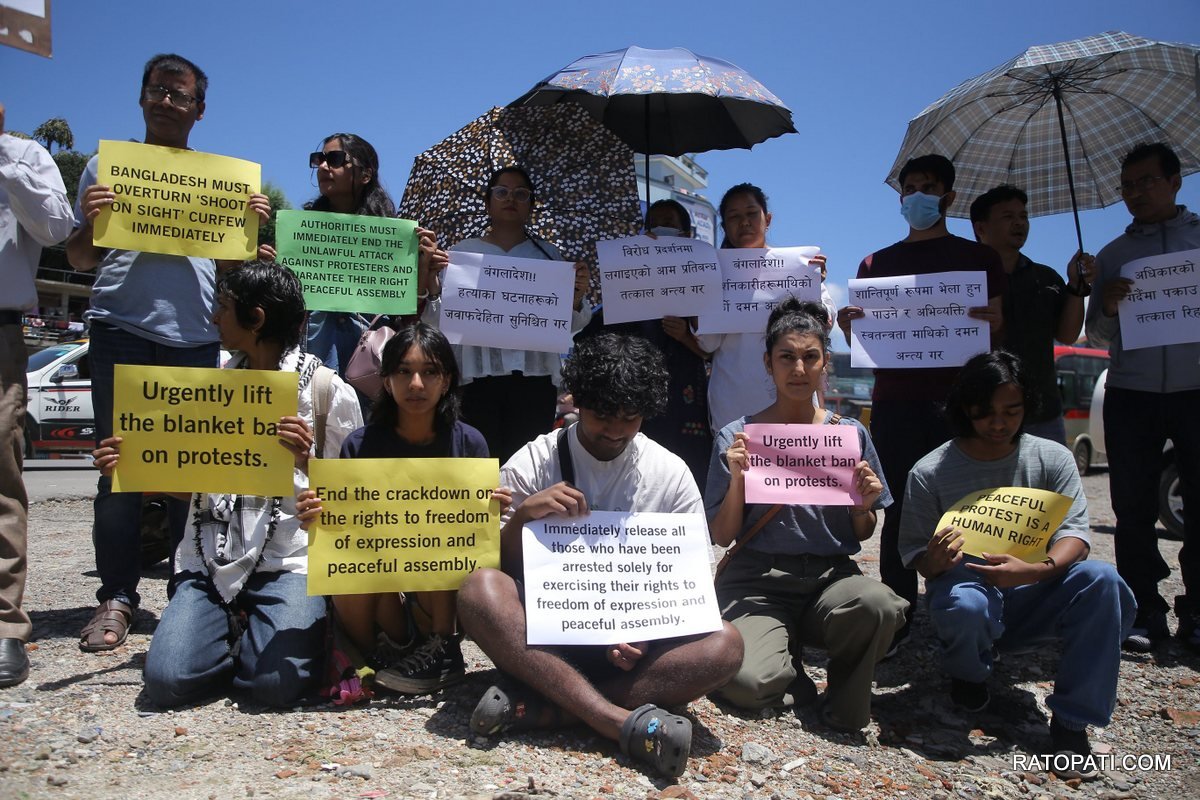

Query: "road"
(22, 458), (97, 502)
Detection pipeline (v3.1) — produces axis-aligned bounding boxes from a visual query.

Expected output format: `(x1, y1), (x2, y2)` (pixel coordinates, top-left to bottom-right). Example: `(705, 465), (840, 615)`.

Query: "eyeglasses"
(488, 186), (532, 203)
(309, 151), (355, 169)
(142, 85), (198, 111)
(1118, 175), (1167, 195)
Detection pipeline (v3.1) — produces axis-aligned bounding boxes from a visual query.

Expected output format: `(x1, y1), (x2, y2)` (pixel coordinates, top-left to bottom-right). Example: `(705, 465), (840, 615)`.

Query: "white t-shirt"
(501, 425), (703, 525)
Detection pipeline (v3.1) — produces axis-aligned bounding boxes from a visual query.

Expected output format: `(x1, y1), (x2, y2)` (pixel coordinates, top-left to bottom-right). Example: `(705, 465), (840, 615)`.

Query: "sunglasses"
(488, 186), (533, 203)
(309, 151), (355, 169)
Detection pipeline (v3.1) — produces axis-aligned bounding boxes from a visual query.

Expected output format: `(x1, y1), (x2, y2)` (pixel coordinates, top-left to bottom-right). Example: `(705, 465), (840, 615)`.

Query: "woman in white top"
(424, 166), (591, 462)
(696, 183), (835, 434)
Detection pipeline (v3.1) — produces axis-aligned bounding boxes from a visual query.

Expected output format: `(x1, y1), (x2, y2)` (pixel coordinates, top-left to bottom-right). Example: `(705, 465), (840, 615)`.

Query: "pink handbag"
(343, 316), (394, 399)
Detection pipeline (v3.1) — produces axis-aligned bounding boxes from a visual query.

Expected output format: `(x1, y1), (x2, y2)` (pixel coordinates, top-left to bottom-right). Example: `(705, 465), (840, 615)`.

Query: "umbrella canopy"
(399, 104), (642, 300)
(510, 46), (796, 156)
(886, 30), (1200, 246)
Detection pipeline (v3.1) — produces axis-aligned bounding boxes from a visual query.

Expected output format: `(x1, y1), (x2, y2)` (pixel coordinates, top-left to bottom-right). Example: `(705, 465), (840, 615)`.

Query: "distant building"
(634, 154), (718, 246)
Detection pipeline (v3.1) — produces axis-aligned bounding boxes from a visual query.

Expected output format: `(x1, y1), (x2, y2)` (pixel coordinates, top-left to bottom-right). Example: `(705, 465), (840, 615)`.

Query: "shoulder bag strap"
(311, 366), (335, 459)
(556, 425), (575, 486)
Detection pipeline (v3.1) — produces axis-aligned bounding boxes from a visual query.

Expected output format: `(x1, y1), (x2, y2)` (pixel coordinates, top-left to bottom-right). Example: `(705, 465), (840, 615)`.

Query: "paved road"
(22, 458), (97, 502)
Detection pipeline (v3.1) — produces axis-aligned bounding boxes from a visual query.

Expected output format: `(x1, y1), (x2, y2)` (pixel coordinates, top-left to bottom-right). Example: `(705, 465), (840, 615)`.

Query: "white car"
(25, 340), (93, 458)
(1086, 368), (1183, 538)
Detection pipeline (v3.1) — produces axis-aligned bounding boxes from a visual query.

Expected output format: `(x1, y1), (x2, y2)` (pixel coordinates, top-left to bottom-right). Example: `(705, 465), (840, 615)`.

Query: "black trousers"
(461, 373), (557, 465)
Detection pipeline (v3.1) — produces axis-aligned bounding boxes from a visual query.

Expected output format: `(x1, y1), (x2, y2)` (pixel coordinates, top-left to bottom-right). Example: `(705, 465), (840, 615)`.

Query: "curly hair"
(560, 334), (669, 419)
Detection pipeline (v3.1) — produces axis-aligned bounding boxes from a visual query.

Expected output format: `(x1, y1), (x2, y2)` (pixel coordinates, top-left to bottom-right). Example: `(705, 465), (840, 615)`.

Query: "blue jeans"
(143, 571), (327, 708)
(89, 323), (219, 607)
(305, 311), (366, 374)
(926, 560), (1135, 728)
(1104, 386), (1200, 615)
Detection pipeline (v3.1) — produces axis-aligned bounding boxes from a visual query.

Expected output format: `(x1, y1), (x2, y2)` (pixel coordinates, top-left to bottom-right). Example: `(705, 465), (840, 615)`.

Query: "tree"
(33, 117), (74, 152)
(52, 150), (90, 200)
(258, 180), (292, 248)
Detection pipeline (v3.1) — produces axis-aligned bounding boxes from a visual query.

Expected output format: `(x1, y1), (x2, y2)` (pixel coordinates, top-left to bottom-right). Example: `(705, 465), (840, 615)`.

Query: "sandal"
(619, 704), (692, 778)
(470, 684), (558, 735)
(79, 599), (133, 652)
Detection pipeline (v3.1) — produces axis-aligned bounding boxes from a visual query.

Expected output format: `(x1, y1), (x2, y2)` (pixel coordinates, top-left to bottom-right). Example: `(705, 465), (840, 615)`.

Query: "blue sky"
(3, 0), (1197, 328)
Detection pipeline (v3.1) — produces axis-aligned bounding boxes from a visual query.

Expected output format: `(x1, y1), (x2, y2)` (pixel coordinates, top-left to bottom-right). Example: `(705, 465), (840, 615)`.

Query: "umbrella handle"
(1052, 86), (1086, 256)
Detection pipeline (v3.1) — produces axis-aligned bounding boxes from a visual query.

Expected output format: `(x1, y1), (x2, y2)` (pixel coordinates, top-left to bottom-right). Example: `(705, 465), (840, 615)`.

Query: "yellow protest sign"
(111, 365), (298, 496)
(93, 140), (261, 260)
(937, 487), (1074, 563)
(306, 458), (500, 595)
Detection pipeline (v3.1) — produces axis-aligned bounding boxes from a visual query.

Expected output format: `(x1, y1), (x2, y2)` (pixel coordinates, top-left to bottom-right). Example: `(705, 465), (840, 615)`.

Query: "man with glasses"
(1086, 142), (1200, 654)
(65, 54), (267, 654)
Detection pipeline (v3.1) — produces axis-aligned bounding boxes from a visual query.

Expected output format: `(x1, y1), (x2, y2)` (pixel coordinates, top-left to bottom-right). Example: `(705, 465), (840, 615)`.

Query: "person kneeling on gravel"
(899, 351), (1134, 775)
(456, 334), (744, 779)
(94, 262), (363, 707)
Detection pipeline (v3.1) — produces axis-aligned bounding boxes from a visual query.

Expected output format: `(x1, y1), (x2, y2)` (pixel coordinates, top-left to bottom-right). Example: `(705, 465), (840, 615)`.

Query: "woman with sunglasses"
(270, 134), (441, 385)
(423, 166), (591, 463)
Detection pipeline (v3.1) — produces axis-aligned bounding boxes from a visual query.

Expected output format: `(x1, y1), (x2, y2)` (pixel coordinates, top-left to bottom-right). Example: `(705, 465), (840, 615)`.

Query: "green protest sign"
(275, 209), (419, 315)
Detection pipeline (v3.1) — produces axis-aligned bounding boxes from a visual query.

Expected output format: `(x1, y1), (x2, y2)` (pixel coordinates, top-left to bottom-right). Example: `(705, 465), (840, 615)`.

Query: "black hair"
(141, 53), (207, 102)
(646, 199), (693, 235)
(216, 260), (306, 353)
(969, 184), (1028, 223)
(1122, 142), (1182, 178)
(305, 133), (396, 218)
(899, 154), (956, 193)
(764, 296), (831, 354)
(560, 334), (669, 419)
(369, 322), (461, 433)
(485, 166), (536, 204)
(944, 350), (1038, 440)
(718, 183), (769, 248)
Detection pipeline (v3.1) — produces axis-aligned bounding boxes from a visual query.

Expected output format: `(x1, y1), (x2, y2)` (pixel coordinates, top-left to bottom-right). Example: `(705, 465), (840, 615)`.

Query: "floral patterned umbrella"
(399, 104), (642, 302)
(509, 46), (797, 206)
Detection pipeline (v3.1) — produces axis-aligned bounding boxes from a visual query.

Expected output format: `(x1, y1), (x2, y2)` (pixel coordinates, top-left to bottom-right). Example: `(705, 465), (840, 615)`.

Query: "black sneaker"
(1122, 610), (1169, 653)
(1048, 716), (1098, 779)
(374, 634), (465, 694)
(1174, 596), (1200, 653)
(950, 678), (990, 713)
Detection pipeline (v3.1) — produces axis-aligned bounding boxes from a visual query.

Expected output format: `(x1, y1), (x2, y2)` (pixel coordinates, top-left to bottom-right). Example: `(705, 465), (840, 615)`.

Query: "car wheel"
(1158, 460), (1184, 540)
(1072, 438), (1092, 475)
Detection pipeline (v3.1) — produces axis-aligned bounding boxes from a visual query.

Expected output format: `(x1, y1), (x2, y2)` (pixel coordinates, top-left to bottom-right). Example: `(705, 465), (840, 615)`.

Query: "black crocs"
(619, 704), (692, 778)
(470, 684), (556, 735)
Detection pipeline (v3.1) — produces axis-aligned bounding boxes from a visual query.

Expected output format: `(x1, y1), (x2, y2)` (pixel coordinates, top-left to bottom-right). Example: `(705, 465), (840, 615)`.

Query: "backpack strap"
(556, 425), (576, 486)
(311, 365), (335, 459)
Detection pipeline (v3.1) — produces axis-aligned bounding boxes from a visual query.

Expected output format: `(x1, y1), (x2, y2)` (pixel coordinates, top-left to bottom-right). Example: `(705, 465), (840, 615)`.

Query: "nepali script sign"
(111, 365), (298, 496)
(937, 487), (1074, 564)
(696, 246), (822, 334)
(93, 140), (260, 260)
(743, 423), (863, 506)
(1117, 247), (1200, 350)
(522, 511), (722, 646)
(848, 270), (988, 368)
(441, 251), (575, 353)
(275, 210), (419, 315)
(306, 458), (500, 595)
(595, 236), (722, 324)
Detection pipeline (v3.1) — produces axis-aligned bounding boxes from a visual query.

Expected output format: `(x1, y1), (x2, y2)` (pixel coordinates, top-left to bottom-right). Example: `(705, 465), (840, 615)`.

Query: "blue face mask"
(649, 226), (683, 237)
(900, 192), (944, 230)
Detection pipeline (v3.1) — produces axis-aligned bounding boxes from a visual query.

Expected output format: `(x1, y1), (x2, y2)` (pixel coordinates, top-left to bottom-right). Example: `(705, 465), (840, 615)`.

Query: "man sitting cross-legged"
(457, 333), (743, 778)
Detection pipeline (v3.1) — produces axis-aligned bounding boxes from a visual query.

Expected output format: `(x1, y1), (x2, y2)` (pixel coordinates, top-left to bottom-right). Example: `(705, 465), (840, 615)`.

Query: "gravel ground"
(1, 472), (1198, 800)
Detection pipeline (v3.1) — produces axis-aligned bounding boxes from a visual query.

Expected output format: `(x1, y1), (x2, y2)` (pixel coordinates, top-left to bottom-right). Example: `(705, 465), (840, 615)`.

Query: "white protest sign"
(595, 236), (723, 324)
(1117, 247), (1200, 350)
(522, 510), (721, 646)
(848, 270), (989, 368)
(441, 251), (575, 353)
(696, 246), (823, 334)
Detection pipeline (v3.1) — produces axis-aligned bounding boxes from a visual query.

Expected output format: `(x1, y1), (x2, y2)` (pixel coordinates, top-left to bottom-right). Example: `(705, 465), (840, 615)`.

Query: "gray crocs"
(619, 704), (692, 778)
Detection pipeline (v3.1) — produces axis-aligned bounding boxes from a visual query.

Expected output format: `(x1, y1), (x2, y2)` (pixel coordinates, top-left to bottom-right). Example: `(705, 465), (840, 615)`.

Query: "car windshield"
(27, 343), (84, 372)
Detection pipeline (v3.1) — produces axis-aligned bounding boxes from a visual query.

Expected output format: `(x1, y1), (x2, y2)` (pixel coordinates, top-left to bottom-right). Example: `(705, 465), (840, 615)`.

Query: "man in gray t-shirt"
(900, 351), (1133, 766)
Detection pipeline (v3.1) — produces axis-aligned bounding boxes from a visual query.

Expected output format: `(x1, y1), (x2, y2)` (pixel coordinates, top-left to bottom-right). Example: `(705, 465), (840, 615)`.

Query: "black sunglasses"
(309, 151), (354, 169)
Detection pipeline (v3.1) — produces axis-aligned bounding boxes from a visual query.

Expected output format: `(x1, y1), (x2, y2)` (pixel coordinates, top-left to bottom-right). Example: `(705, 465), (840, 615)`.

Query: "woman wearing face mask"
(696, 184), (836, 436)
(422, 166), (591, 463)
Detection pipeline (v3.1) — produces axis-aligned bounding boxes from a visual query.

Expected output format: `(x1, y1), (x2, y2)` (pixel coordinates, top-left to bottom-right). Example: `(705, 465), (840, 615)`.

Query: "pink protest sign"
(743, 423), (861, 506)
